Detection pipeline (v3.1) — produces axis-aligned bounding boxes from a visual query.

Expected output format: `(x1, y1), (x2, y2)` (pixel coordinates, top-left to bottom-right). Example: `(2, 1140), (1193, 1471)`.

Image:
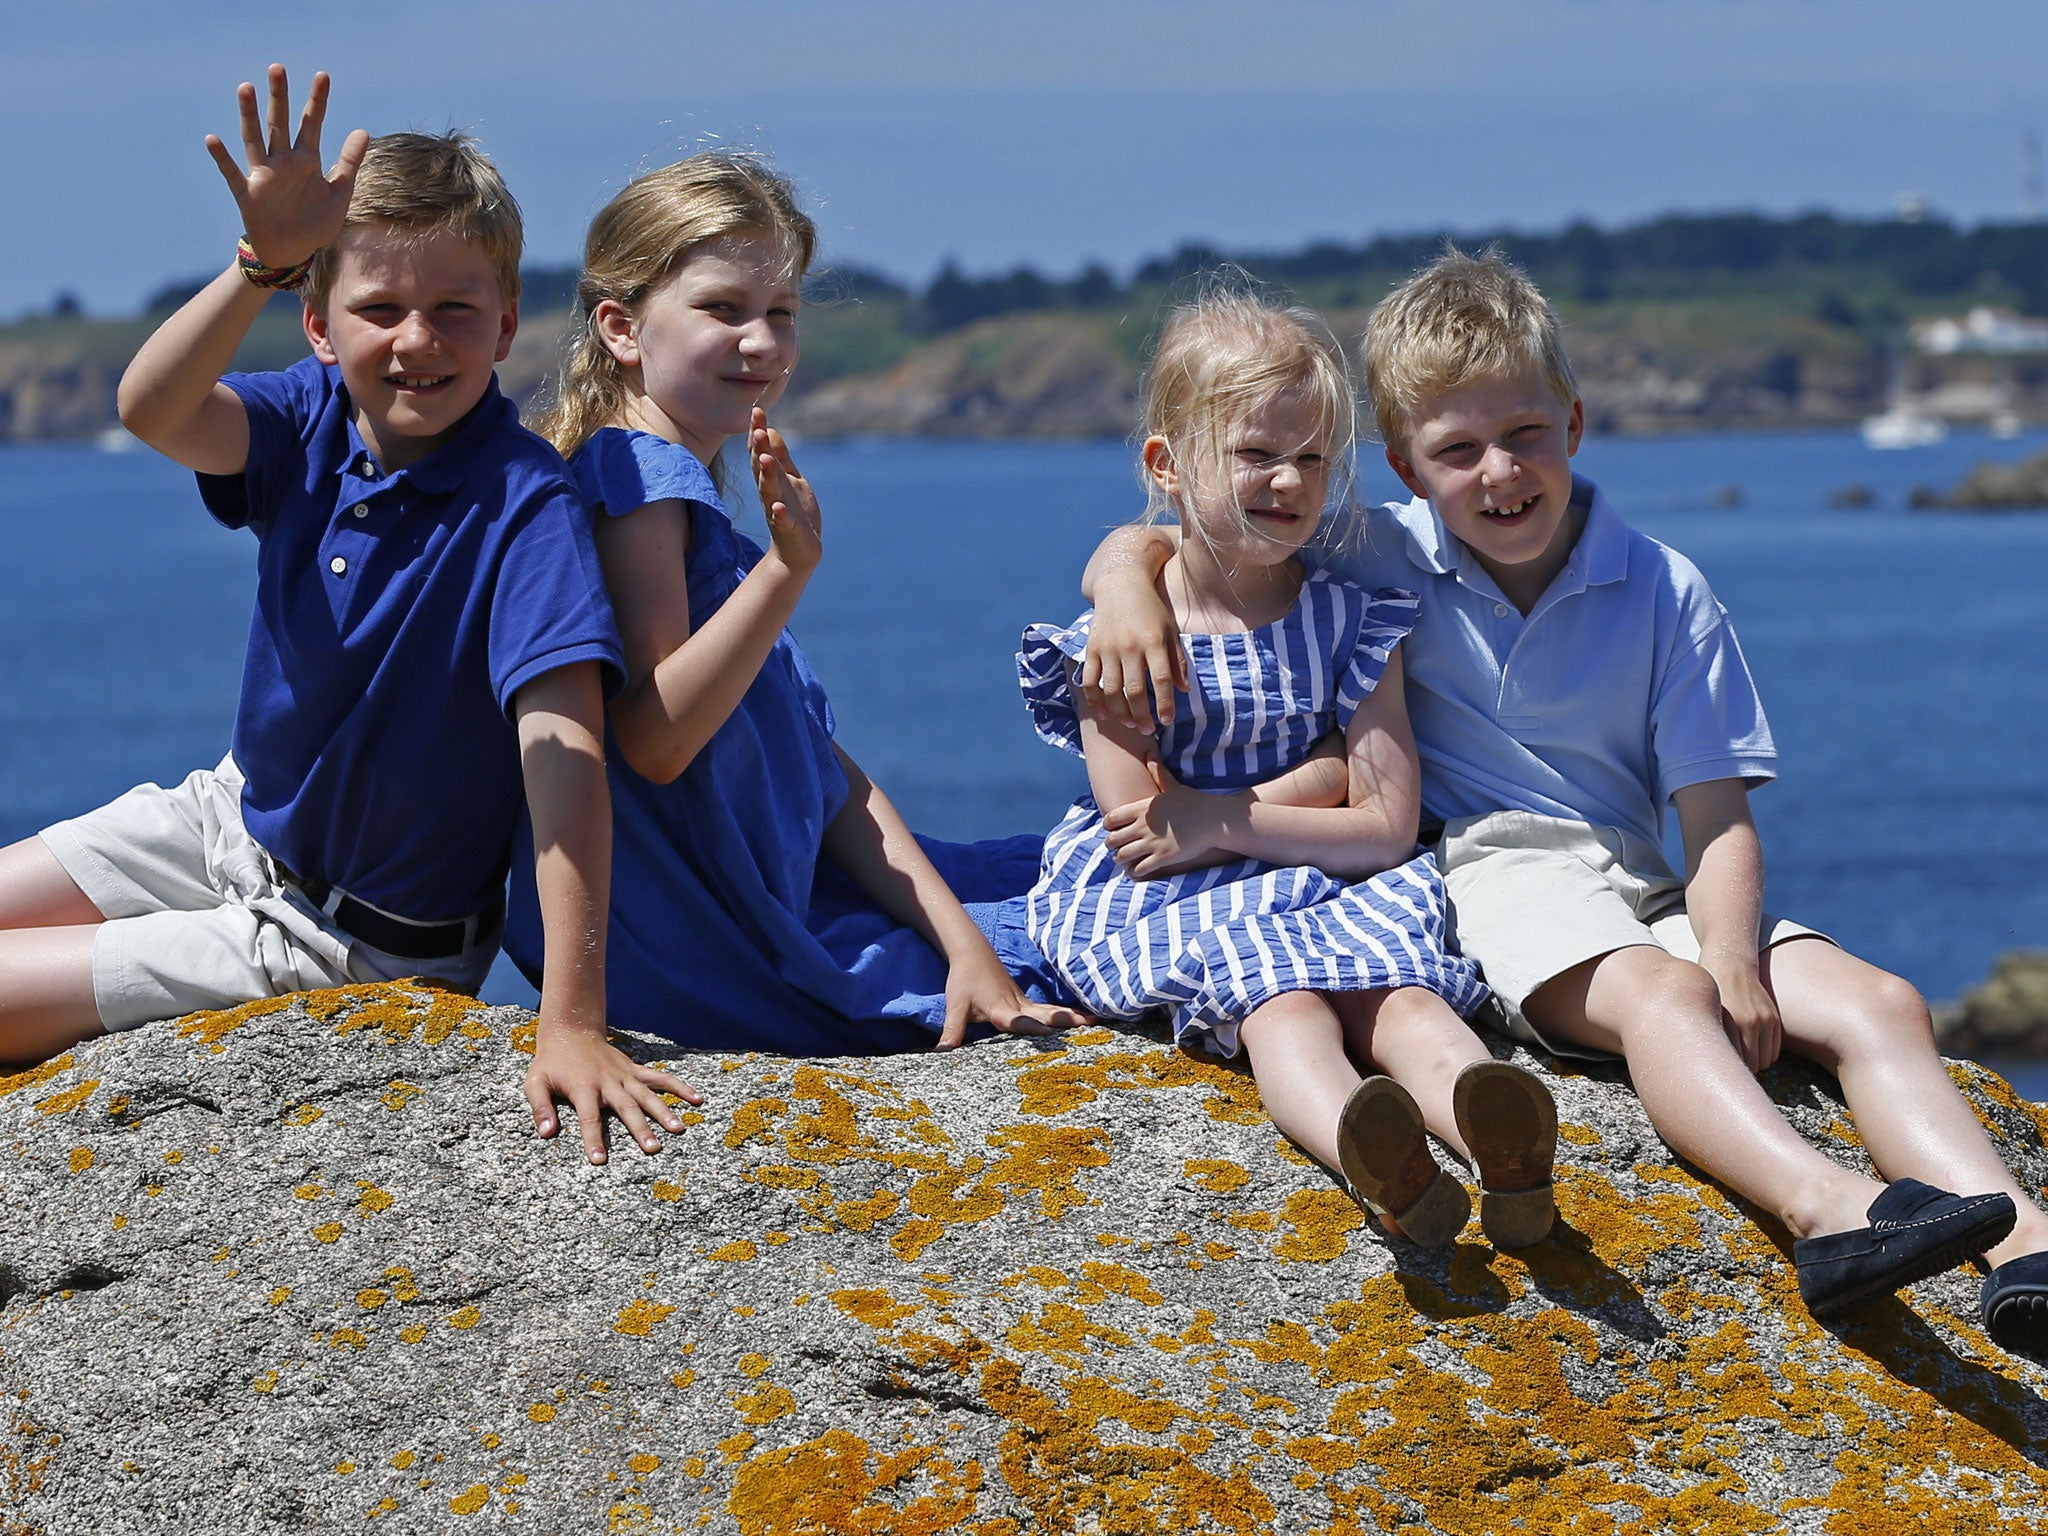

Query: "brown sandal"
(1453, 1060), (1558, 1249)
(1338, 1076), (1471, 1247)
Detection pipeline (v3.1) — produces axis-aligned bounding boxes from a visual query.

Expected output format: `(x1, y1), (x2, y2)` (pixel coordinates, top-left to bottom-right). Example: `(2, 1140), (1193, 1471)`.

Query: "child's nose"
(1480, 444), (1520, 482)
(393, 312), (438, 353)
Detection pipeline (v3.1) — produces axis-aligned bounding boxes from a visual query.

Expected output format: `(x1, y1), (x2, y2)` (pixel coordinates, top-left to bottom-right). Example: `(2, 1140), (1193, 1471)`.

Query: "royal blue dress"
(505, 428), (1069, 1051)
(1018, 569), (1488, 1059)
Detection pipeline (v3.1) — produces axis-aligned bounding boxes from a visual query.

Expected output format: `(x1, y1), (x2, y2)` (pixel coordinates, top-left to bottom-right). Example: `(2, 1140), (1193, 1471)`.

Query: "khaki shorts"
(41, 756), (497, 1031)
(1436, 810), (1826, 1060)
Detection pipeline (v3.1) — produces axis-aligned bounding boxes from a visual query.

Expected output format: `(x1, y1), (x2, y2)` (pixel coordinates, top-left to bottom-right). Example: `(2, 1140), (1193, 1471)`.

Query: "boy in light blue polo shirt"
(1081, 249), (2048, 1353)
(0, 67), (696, 1165)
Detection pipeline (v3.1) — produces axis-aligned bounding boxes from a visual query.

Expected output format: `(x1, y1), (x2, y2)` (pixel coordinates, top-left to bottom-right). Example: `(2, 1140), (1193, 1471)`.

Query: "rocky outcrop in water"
(1911, 452), (2048, 510)
(4, 980), (2047, 1533)
(1937, 951), (2048, 1056)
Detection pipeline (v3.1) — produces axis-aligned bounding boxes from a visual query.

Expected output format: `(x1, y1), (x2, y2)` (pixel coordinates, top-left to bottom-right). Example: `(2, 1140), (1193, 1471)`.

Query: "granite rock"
(4, 980), (2048, 1534)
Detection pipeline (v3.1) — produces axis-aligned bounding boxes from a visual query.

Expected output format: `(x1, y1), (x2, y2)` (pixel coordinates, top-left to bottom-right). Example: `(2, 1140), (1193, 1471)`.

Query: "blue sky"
(9, 0), (2048, 317)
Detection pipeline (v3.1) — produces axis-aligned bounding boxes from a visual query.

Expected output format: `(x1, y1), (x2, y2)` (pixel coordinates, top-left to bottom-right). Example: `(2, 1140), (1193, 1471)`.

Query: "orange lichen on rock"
(66, 1147), (93, 1174)
(1272, 1189), (1365, 1263)
(615, 1299), (676, 1337)
(33, 1080), (97, 1117)
(1183, 1158), (1249, 1193)
(1009, 1044), (1262, 1128)
(324, 979), (489, 1046)
(0, 1053), (76, 1101)
(832, 1289), (922, 1330)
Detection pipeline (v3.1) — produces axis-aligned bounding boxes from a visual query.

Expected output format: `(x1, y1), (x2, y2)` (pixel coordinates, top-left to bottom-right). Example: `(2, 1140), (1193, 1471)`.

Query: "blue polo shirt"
(198, 356), (623, 922)
(1316, 477), (1775, 874)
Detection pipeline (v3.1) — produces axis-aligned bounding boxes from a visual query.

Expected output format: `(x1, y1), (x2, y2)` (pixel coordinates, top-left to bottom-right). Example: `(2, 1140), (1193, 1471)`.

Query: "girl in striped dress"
(1019, 290), (1560, 1249)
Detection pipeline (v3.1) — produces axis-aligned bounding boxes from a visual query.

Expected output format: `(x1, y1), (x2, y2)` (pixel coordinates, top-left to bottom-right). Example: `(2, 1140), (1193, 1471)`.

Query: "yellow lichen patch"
(398, 1325), (428, 1344)
(737, 1353), (772, 1379)
(281, 1103), (323, 1127)
(751, 1164), (818, 1190)
(1184, 1158), (1249, 1193)
(1075, 1262), (1163, 1307)
(1224, 1211), (1276, 1233)
(330, 1328), (368, 1351)
(1203, 1241), (1236, 1261)
(250, 1369), (279, 1394)
(1558, 1121), (1601, 1146)
(391, 1450), (417, 1470)
(980, 1124), (1110, 1219)
(293, 1184), (323, 1200)
(1272, 1189), (1367, 1263)
(67, 1148), (93, 1174)
(727, 1429), (975, 1533)
(615, 1299), (676, 1337)
(111, 1214), (128, 1230)
(651, 1179), (686, 1203)
(384, 1266), (421, 1303)
(628, 1453), (661, 1475)
(480, 1434), (501, 1450)
(1007, 1302), (1134, 1364)
(511, 1021), (538, 1055)
(889, 1219), (946, 1262)
(357, 1183), (393, 1216)
(311, 1222), (343, 1245)
(448, 1485), (490, 1515)
(34, 1080), (97, 1117)
(528, 1403), (557, 1424)
(358, 1289), (389, 1312)
(162, 1149), (184, 1166)
(265, 1286), (291, 1307)
(832, 1288), (922, 1331)
(322, 979), (489, 1046)
(672, 1370), (697, 1389)
(379, 1081), (423, 1113)
(447, 1306), (481, 1330)
(719, 1432), (757, 1464)
(709, 1240), (758, 1263)
(175, 993), (296, 1046)
(835, 1191), (900, 1232)
(0, 1054), (76, 1101)
(907, 1166), (1006, 1225)
(733, 1384), (796, 1426)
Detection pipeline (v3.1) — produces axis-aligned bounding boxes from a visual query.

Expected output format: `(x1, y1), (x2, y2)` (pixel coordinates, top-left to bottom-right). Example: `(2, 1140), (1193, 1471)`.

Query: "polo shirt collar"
(333, 365), (512, 493)
(1397, 474), (1630, 593)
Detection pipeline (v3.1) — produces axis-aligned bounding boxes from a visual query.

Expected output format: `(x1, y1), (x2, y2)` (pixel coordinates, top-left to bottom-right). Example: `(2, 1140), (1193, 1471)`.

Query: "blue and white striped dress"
(1018, 570), (1487, 1058)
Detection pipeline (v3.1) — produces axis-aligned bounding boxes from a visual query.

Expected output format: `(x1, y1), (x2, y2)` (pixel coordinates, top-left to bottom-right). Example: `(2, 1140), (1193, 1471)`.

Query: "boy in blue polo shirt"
(0, 66), (696, 1164)
(1080, 249), (2048, 1353)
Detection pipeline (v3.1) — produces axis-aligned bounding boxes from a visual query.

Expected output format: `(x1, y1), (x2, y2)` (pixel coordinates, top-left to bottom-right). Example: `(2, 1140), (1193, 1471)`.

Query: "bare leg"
(1237, 989), (1359, 1174)
(1528, 944), (1883, 1240)
(0, 926), (107, 1064)
(1768, 937), (2048, 1266)
(1336, 985), (1497, 1162)
(0, 836), (104, 930)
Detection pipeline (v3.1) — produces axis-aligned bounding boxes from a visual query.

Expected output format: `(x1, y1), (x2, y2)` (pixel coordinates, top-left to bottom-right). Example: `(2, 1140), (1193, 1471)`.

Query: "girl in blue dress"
(1021, 290), (1559, 1248)
(505, 155), (1083, 1065)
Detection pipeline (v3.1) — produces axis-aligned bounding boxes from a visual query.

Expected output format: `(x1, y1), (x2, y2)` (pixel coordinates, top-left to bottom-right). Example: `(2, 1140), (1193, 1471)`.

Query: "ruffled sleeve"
(1017, 613), (1094, 758)
(571, 427), (722, 520)
(1332, 586), (1421, 729)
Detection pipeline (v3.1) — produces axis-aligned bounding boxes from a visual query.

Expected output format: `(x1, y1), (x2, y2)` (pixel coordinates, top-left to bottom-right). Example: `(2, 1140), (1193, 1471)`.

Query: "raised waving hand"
(204, 64), (369, 270)
(750, 407), (823, 576)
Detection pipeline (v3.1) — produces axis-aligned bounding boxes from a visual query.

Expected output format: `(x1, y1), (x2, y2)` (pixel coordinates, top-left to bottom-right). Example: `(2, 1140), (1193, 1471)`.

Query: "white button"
(1494, 603), (1509, 617)
(351, 504), (368, 519)
(329, 556), (347, 576)
(356, 455), (376, 477)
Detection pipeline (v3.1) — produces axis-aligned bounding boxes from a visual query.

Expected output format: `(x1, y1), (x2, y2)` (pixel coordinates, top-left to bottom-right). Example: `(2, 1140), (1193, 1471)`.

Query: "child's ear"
(592, 299), (639, 367)
(1141, 435), (1178, 499)
(1385, 444), (1430, 502)
(303, 301), (339, 366)
(495, 300), (519, 365)
(1566, 396), (1585, 456)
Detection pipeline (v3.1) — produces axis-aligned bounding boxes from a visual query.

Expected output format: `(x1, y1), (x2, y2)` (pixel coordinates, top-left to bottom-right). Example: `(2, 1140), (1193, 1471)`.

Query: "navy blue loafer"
(1982, 1251), (2048, 1357)
(1793, 1179), (2016, 1319)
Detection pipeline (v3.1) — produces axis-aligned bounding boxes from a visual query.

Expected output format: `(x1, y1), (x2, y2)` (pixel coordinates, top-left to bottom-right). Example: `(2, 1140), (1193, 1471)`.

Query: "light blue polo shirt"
(1315, 476), (1775, 875)
(198, 356), (624, 922)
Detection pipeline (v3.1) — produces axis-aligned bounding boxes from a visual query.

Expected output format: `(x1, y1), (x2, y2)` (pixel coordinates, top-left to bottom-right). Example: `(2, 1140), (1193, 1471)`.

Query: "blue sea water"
(3, 427), (2046, 1093)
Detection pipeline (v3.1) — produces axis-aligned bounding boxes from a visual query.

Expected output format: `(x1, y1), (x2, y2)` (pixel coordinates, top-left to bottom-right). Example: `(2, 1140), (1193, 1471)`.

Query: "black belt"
(280, 867), (503, 961)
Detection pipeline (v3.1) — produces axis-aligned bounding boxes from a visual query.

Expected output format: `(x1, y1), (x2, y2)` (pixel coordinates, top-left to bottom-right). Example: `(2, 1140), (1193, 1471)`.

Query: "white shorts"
(1436, 810), (1827, 1060)
(41, 755), (498, 1031)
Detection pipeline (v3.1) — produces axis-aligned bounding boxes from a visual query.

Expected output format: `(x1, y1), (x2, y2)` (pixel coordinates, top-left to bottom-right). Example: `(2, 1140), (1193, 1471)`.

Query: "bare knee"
(1825, 967), (1935, 1058)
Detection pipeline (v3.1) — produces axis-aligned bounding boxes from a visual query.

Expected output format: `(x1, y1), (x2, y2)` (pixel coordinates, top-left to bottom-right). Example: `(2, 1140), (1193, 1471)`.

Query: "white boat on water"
(1860, 407), (1947, 450)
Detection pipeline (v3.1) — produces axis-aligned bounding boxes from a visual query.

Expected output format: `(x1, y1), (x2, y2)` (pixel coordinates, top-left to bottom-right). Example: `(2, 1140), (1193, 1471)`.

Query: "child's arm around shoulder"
(514, 660), (701, 1163)
(1673, 777), (1784, 1073)
(118, 66), (367, 475)
(600, 411), (821, 783)
(1080, 523), (1186, 729)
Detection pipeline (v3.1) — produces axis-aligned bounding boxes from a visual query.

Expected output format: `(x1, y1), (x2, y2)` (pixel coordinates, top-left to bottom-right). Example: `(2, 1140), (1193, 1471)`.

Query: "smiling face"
(1153, 387), (1333, 568)
(595, 231), (801, 465)
(1385, 368), (1585, 610)
(304, 224), (517, 471)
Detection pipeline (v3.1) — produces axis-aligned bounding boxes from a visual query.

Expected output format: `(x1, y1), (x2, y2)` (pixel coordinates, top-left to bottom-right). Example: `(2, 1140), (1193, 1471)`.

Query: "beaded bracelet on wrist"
(236, 236), (314, 293)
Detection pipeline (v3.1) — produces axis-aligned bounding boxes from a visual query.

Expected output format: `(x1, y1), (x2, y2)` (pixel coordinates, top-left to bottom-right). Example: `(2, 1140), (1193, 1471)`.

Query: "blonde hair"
(303, 132), (523, 312)
(1139, 283), (1356, 533)
(1363, 244), (1577, 454)
(535, 153), (816, 458)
